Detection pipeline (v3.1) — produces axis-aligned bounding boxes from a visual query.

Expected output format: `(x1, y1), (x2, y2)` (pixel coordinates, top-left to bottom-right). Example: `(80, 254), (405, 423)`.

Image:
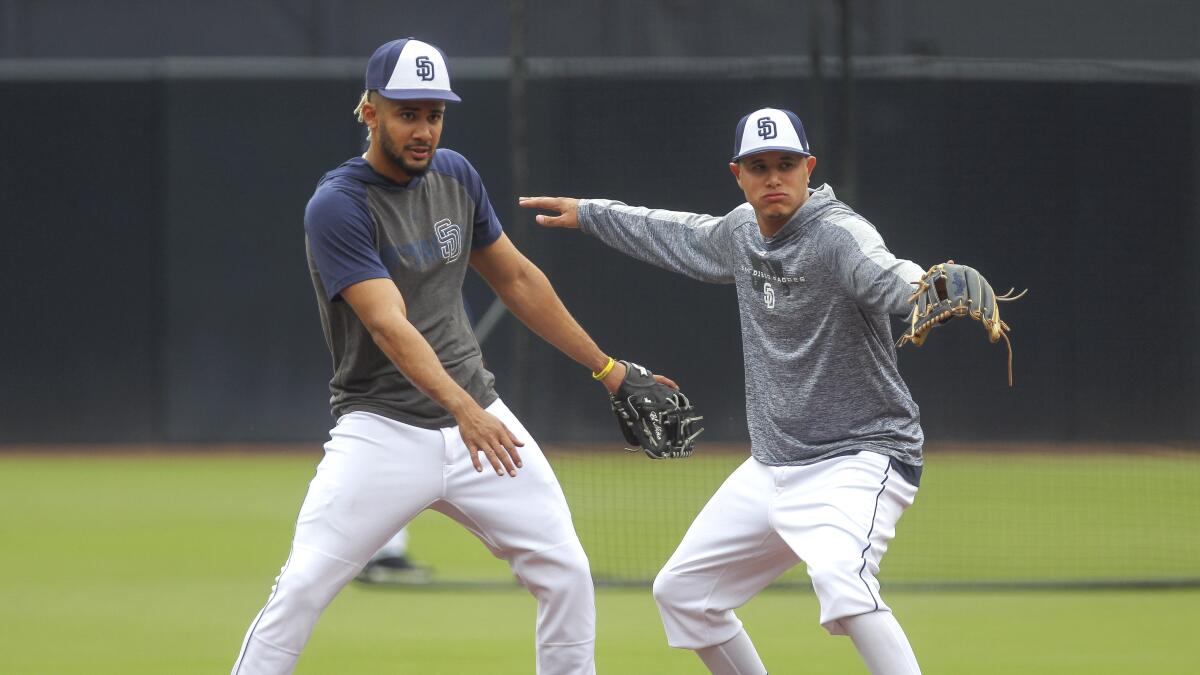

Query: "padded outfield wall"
(1, 60), (1197, 443)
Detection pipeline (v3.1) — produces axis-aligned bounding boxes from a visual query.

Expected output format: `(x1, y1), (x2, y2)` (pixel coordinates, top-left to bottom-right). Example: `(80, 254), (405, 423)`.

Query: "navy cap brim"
(731, 145), (812, 162)
(377, 88), (462, 103)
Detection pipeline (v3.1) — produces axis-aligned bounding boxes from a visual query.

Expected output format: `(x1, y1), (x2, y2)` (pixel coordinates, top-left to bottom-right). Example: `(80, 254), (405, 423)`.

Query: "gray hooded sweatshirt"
(577, 184), (925, 468)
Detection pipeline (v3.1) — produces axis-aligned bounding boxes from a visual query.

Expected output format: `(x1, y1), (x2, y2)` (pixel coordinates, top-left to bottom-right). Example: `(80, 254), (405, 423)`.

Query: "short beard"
(379, 129), (434, 177)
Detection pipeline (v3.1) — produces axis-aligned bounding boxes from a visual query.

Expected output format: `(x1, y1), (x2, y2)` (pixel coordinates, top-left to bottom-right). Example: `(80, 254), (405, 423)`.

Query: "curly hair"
(354, 90), (375, 139)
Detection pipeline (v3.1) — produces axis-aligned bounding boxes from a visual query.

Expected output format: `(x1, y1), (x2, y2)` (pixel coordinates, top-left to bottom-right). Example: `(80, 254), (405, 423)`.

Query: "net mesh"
(422, 55), (1200, 590)
(548, 445), (1200, 588)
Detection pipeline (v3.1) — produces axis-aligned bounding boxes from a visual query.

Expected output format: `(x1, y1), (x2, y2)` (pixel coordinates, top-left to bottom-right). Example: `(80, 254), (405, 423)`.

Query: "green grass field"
(551, 447), (1200, 586)
(1, 450), (1198, 674)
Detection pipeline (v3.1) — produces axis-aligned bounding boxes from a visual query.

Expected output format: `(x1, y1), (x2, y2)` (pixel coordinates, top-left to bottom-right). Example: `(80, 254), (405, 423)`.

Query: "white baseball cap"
(731, 108), (811, 161)
(365, 38), (461, 102)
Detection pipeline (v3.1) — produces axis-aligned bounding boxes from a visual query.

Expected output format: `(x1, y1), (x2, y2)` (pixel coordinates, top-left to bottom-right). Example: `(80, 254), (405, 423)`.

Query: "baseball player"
(520, 108), (930, 674)
(355, 527), (431, 584)
(231, 37), (671, 675)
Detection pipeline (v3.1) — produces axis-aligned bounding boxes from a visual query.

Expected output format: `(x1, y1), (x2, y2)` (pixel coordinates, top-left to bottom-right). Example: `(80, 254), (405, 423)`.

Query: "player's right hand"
(518, 196), (581, 229)
(455, 406), (525, 477)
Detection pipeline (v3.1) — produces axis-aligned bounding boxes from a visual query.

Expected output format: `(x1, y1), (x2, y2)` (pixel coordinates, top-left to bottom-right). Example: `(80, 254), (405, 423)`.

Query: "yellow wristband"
(591, 357), (616, 381)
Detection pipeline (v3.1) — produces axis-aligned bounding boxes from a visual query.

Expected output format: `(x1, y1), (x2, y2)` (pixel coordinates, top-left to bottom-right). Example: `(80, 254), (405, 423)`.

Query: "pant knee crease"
(513, 538), (582, 564)
(538, 638), (596, 647)
(292, 544), (363, 568)
(249, 633), (302, 656)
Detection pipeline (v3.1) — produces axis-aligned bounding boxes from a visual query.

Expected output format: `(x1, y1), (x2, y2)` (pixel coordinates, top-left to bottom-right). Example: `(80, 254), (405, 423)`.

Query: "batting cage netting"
(405, 53), (1200, 591)
(396, 445), (1200, 590)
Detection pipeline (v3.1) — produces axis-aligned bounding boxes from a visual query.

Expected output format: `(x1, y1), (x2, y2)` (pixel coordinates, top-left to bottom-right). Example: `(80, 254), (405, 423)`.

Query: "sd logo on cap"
(732, 108), (810, 161)
(365, 38), (461, 102)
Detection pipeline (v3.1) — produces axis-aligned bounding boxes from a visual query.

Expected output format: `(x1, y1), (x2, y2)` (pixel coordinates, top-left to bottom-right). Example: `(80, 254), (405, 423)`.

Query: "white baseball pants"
(232, 399), (595, 675)
(652, 451), (917, 648)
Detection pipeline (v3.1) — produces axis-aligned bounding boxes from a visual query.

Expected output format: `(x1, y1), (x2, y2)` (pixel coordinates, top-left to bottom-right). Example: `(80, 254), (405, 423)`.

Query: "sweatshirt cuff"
(576, 199), (606, 235)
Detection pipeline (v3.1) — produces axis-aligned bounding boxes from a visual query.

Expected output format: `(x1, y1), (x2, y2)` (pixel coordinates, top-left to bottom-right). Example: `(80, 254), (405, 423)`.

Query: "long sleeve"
(816, 215), (925, 316)
(576, 199), (738, 284)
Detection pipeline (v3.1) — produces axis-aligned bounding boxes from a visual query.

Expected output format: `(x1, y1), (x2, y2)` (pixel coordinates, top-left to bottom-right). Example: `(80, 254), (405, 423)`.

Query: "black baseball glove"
(897, 262), (1027, 385)
(609, 361), (704, 459)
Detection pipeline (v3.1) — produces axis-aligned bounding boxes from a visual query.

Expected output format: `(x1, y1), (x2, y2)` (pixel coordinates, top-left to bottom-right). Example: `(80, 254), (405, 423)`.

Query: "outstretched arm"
(519, 196), (736, 284)
(818, 216), (925, 316)
(469, 232), (676, 393)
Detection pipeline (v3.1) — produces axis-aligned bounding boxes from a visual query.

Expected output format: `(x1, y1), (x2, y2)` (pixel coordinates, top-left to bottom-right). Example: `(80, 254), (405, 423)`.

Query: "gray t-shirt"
(578, 185), (925, 467)
(303, 151), (501, 429)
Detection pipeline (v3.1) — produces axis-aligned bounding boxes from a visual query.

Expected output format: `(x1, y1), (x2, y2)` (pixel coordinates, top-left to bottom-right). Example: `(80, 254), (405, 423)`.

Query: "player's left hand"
(609, 361), (703, 459)
(598, 360), (677, 394)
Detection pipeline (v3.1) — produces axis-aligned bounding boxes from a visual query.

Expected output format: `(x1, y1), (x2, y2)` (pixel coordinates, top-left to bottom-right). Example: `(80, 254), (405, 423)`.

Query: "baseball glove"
(610, 361), (704, 459)
(897, 262), (1027, 385)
